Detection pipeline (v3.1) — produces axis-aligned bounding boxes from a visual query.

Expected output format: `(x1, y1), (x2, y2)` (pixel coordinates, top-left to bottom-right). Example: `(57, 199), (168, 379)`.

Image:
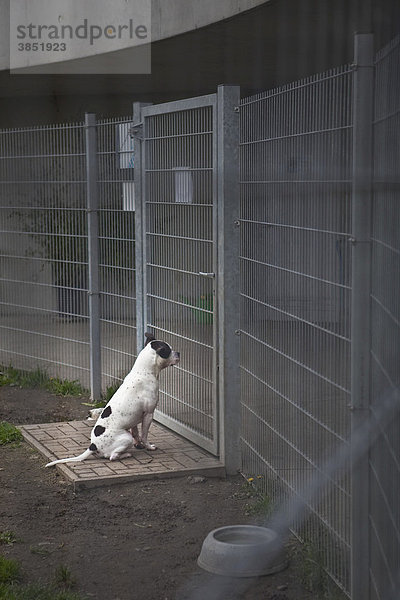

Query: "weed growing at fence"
(0, 365), (87, 397)
(291, 539), (347, 599)
(0, 423), (23, 447)
(234, 478), (275, 520)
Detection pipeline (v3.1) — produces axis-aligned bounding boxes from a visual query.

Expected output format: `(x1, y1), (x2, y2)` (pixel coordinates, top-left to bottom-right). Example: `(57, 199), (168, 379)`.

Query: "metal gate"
(135, 95), (219, 454)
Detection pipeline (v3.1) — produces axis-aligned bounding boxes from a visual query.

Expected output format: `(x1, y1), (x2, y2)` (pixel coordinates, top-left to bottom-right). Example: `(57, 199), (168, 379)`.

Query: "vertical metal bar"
(217, 85), (241, 475)
(133, 102), (151, 354)
(350, 32), (374, 600)
(85, 113), (101, 401)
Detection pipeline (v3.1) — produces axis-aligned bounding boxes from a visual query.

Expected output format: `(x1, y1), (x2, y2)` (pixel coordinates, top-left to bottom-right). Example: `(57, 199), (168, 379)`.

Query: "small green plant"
(0, 555), (20, 584)
(54, 565), (76, 590)
(0, 423), (23, 447)
(0, 532), (18, 546)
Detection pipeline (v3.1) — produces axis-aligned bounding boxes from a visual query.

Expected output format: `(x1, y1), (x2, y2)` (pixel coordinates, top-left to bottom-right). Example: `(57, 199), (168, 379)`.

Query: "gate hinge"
(129, 122), (143, 140)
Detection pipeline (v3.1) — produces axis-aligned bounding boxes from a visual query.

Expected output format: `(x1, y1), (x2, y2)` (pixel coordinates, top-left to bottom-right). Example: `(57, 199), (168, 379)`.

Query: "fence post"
(350, 33), (374, 600)
(217, 84), (241, 475)
(132, 102), (151, 355)
(85, 113), (101, 401)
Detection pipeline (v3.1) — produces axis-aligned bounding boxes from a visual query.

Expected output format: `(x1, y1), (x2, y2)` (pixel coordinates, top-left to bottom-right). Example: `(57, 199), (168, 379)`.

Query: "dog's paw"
(134, 442), (146, 450)
(146, 443), (157, 451)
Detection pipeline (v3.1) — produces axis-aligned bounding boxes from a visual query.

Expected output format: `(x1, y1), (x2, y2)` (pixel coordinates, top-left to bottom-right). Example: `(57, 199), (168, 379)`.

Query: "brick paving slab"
(20, 420), (225, 490)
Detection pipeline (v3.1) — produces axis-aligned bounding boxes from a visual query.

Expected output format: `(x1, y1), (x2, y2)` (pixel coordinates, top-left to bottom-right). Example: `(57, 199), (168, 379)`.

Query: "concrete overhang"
(0, 0), (268, 73)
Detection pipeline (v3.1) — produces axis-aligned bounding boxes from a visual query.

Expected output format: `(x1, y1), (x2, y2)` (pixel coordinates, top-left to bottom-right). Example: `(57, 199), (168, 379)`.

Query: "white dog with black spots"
(46, 333), (180, 466)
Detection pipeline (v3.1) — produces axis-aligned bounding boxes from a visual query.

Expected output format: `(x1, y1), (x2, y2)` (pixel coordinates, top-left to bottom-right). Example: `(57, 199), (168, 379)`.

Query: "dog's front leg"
(132, 425), (146, 450)
(141, 413), (157, 450)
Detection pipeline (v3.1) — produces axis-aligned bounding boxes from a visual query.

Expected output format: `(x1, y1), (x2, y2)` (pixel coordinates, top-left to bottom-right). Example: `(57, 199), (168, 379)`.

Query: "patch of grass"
(0, 582), (87, 599)
(0, 533), (18, 547)
(0, 558), (87, 600)
(0, 423), (23, 448)
(53, 566), (76, 590)
(0, 366), (47, 389)
(0, 556), (20, 585)
(0, 365), (87, 398)
(46, 378), (85, 397)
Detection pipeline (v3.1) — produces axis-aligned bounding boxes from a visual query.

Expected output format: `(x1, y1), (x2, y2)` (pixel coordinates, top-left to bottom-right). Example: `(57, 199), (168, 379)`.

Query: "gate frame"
(132, 86), (241, 474)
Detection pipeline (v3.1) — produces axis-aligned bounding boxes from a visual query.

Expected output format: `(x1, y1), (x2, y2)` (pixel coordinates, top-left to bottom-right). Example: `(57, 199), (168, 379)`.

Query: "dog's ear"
(150, 340), (172, 359)
(145, 332), (156, 346)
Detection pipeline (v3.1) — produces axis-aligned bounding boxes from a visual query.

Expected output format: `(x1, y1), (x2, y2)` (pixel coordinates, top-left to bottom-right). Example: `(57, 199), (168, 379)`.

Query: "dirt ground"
(0, 386), (315, 600)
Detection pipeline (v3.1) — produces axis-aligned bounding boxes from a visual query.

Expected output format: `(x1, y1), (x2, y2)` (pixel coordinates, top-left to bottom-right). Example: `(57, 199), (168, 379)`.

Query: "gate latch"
(129, 122), (143, 140)
(198, 272), (215, 278)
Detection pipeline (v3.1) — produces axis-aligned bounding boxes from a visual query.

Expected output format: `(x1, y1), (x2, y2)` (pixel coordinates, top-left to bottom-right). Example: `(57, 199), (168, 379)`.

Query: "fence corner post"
(217, 84), (241, 475)
(85, 112), (101, 401)
(350, 32), (374, 600)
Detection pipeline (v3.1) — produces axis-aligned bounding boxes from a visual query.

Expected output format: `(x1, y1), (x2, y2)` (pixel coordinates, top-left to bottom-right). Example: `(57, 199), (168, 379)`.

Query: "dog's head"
(144, 333), (180, 369)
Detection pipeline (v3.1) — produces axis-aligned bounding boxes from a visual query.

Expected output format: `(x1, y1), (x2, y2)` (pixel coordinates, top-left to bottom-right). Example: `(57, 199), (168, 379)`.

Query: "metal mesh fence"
(0, 33), (399, 600)
(239, 65), (354, 593)
(0, 122), (90, 386)
(369, 36), (400, 600)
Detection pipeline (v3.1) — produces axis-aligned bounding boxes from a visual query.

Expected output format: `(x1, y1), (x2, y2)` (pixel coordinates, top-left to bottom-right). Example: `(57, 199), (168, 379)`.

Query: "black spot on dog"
(89, 443), (97, 452)
(101, 406), (112, 418)
(151, 340), (172, 359)
(94, 425), (106, 437)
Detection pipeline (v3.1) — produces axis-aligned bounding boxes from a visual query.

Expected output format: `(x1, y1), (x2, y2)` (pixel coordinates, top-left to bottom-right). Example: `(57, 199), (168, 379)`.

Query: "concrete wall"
(1, 0), (267, 71)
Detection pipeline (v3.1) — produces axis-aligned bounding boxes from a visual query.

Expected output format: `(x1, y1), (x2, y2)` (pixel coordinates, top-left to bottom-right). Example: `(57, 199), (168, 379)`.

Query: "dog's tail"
(45, 447), (94, 467)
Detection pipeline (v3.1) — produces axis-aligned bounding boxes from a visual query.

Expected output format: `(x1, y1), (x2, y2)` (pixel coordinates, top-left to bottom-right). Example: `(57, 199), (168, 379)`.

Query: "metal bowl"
(197, 525), (287, 578)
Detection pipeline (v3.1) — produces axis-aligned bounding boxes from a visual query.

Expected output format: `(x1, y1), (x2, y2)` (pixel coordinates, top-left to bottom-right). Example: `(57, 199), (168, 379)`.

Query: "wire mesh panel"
(369, 36), (400, 600)
(142, 96), (217, 454)
(239, 66), (354, 594)
(96, 117), (137, 391)
(0, 123), (89, 386)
